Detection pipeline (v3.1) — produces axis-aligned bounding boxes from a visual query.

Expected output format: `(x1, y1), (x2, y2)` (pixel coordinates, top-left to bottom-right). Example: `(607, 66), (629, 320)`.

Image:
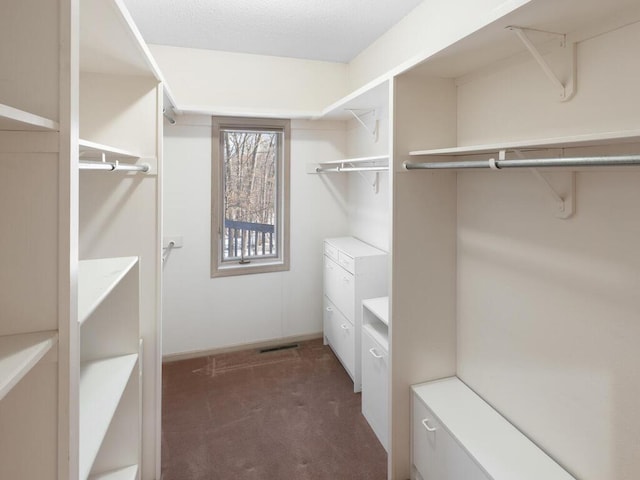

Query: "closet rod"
(79, 161), (150, 173)
(315, 166), (388, 173)
(404, 154), (640, 170)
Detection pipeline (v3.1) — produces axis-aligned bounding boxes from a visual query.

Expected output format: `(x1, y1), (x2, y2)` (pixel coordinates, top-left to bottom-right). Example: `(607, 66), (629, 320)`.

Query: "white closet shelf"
(320, 155), (389, 165)
(316, 80), (389, 120)
(362, 297), (389, 326)
(80, 354), (138, 480)
(78, 257), (139, 325)
(409, 130), (640, 157)
(0, 103), (59, 132)
(80, 0), (163, 79)
(79, 140), (141, 160)
(88, 465), (138, 480)
(0, 331), (57, 401)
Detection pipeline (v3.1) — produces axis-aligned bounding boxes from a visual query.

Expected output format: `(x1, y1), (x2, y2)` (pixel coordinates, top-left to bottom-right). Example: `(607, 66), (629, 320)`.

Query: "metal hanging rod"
(404, 155), (640, 171)
(79, 160), (150, 173)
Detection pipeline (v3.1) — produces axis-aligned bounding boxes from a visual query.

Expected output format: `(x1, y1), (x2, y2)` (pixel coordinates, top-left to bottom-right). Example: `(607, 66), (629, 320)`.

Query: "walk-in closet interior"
(2, 0), (639, 478)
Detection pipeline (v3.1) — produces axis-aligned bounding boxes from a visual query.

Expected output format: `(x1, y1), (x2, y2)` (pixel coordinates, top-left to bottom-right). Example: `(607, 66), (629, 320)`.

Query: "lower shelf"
(0, 331), (57, 401)
(79, 354), (138, 480)
(89, 465), (138, 480)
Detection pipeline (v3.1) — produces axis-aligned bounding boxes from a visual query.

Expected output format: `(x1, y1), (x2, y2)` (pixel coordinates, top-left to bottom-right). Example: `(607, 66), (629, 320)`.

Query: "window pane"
(221, 129), (280, 261)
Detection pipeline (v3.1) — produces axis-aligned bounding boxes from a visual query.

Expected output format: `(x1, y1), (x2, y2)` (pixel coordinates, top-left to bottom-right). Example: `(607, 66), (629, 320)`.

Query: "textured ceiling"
(122, 0), (424, 63)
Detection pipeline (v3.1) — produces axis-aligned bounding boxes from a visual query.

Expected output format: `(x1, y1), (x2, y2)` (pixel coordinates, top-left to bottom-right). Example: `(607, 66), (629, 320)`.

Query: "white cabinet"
(411, 377), (575, 480)
(323, 237), (387, 391)
(361, 296), (389, 451)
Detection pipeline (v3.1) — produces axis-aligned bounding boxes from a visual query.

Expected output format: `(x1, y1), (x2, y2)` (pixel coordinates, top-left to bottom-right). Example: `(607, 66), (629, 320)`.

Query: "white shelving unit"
(79, 354), (139, 480)
(0, 331), (58, 401)
(1, 0), (161, 478)
(78, 256), (141, 479)
(389, 1), (640, 479)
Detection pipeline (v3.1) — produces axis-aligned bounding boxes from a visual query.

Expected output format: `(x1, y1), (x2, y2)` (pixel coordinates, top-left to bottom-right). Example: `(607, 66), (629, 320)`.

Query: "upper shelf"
(0, 331), (58, 401)
(409, 130), (640, 157)
(0, 103), (59, 132)
(316, 80), (389, 120)
(409, 0), (640, 80)
(80, 0), (163, 79)
(78, 257), (139, 325)
(363, 297), (390, 326)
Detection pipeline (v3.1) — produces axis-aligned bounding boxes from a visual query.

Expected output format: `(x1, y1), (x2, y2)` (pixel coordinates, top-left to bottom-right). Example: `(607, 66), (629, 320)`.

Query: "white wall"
(150, 45), (348, 117)
(454, 21), (640, 480)
(162, 117), (349, 356)
(346, 106), (391, 252)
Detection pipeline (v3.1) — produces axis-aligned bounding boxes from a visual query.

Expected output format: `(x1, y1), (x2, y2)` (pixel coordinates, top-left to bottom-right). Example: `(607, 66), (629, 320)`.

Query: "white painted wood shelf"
(320, 155), (389, 165)
(79, 354), (138, 480)
(0, 103), (59, 132)
(78, 257), (139, 325)
(0, 331), (57, 401)
(409, 130), (640, 157)
(362, 296), (389, 325)
(88, 465), (138, 480)
(79, 140), (140, 160)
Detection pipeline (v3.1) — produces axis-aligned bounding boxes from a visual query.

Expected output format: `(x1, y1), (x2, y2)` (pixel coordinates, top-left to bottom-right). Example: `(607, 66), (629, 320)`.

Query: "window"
(211, 117), (290, 277)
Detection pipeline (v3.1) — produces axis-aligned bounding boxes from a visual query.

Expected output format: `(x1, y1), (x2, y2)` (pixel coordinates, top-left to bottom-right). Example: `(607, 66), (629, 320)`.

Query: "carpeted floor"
(161, 338), (388, 480)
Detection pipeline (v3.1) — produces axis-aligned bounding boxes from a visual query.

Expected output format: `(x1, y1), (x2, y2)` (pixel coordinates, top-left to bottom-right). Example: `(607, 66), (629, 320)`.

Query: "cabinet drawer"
(324, 241), (339, 262)
(323, 296), (355, 379)
(412, 397), (490, 480)
(337, 251), (355, 273)
(361, 326), (388, 451)
(323, 255), (355, 320)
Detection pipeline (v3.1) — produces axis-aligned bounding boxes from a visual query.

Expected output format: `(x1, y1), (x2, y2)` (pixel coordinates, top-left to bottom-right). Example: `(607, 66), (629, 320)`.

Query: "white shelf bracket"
(345, 108), (379, 141)
(510, 150), (574, 219)
(507, 26), (576, 102)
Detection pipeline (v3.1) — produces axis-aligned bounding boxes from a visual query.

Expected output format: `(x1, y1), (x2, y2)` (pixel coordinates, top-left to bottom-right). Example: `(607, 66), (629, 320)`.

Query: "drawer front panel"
(361, 327), (389, 451)
(323, 241), (339, 262)
(323, 296), (355, 378)
(323, 255), (355, 320)
(337, 251), (355, 274)
(412, 397), (490, 480)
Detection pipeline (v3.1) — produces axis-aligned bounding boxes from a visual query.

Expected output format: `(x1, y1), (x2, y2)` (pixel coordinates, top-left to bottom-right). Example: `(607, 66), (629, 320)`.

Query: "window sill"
(211, 260), (289, 278)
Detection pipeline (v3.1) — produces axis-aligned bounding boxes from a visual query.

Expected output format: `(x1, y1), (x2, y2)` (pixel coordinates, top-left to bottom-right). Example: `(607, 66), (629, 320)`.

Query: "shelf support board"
(507, 26), (576, 102)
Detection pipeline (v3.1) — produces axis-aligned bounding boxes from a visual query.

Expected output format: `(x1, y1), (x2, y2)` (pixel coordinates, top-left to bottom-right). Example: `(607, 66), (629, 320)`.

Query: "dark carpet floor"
(161, 338), (388, 480)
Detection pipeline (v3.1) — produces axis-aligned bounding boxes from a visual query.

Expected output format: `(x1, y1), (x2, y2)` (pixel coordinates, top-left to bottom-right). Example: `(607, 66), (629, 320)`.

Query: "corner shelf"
(0, 103), (59, 132)
(79, 354), (138, 480)
(88, 465), (138, 480)
(0, 331), (58, 401)
(78, 257), (139, 325)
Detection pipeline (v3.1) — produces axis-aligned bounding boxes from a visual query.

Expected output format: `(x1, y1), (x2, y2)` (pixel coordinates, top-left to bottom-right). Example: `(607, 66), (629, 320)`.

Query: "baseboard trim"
(162, 332), (324, 363)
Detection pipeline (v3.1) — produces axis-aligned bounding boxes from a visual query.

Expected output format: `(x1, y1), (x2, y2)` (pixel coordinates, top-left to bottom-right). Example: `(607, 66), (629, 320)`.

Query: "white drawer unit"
(361, 296), (389, 451)
(411, 377), (576, 480)
(323, 237), (387, 392)
(323, 297), (355, 378)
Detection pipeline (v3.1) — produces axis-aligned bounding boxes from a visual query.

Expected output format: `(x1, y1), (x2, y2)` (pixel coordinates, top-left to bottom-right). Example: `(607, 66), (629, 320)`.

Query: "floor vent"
(259, 343), (299, 354)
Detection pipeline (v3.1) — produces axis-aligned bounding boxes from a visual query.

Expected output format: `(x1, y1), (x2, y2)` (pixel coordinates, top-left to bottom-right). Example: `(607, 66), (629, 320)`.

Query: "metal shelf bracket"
(507, 26), (576, 102)
(345, 108), (379, 141)
(508, 150), (574, 219)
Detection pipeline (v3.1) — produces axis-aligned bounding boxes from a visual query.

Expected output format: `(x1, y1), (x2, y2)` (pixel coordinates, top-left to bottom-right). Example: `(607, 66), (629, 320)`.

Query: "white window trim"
(211, 116), (290, 278)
